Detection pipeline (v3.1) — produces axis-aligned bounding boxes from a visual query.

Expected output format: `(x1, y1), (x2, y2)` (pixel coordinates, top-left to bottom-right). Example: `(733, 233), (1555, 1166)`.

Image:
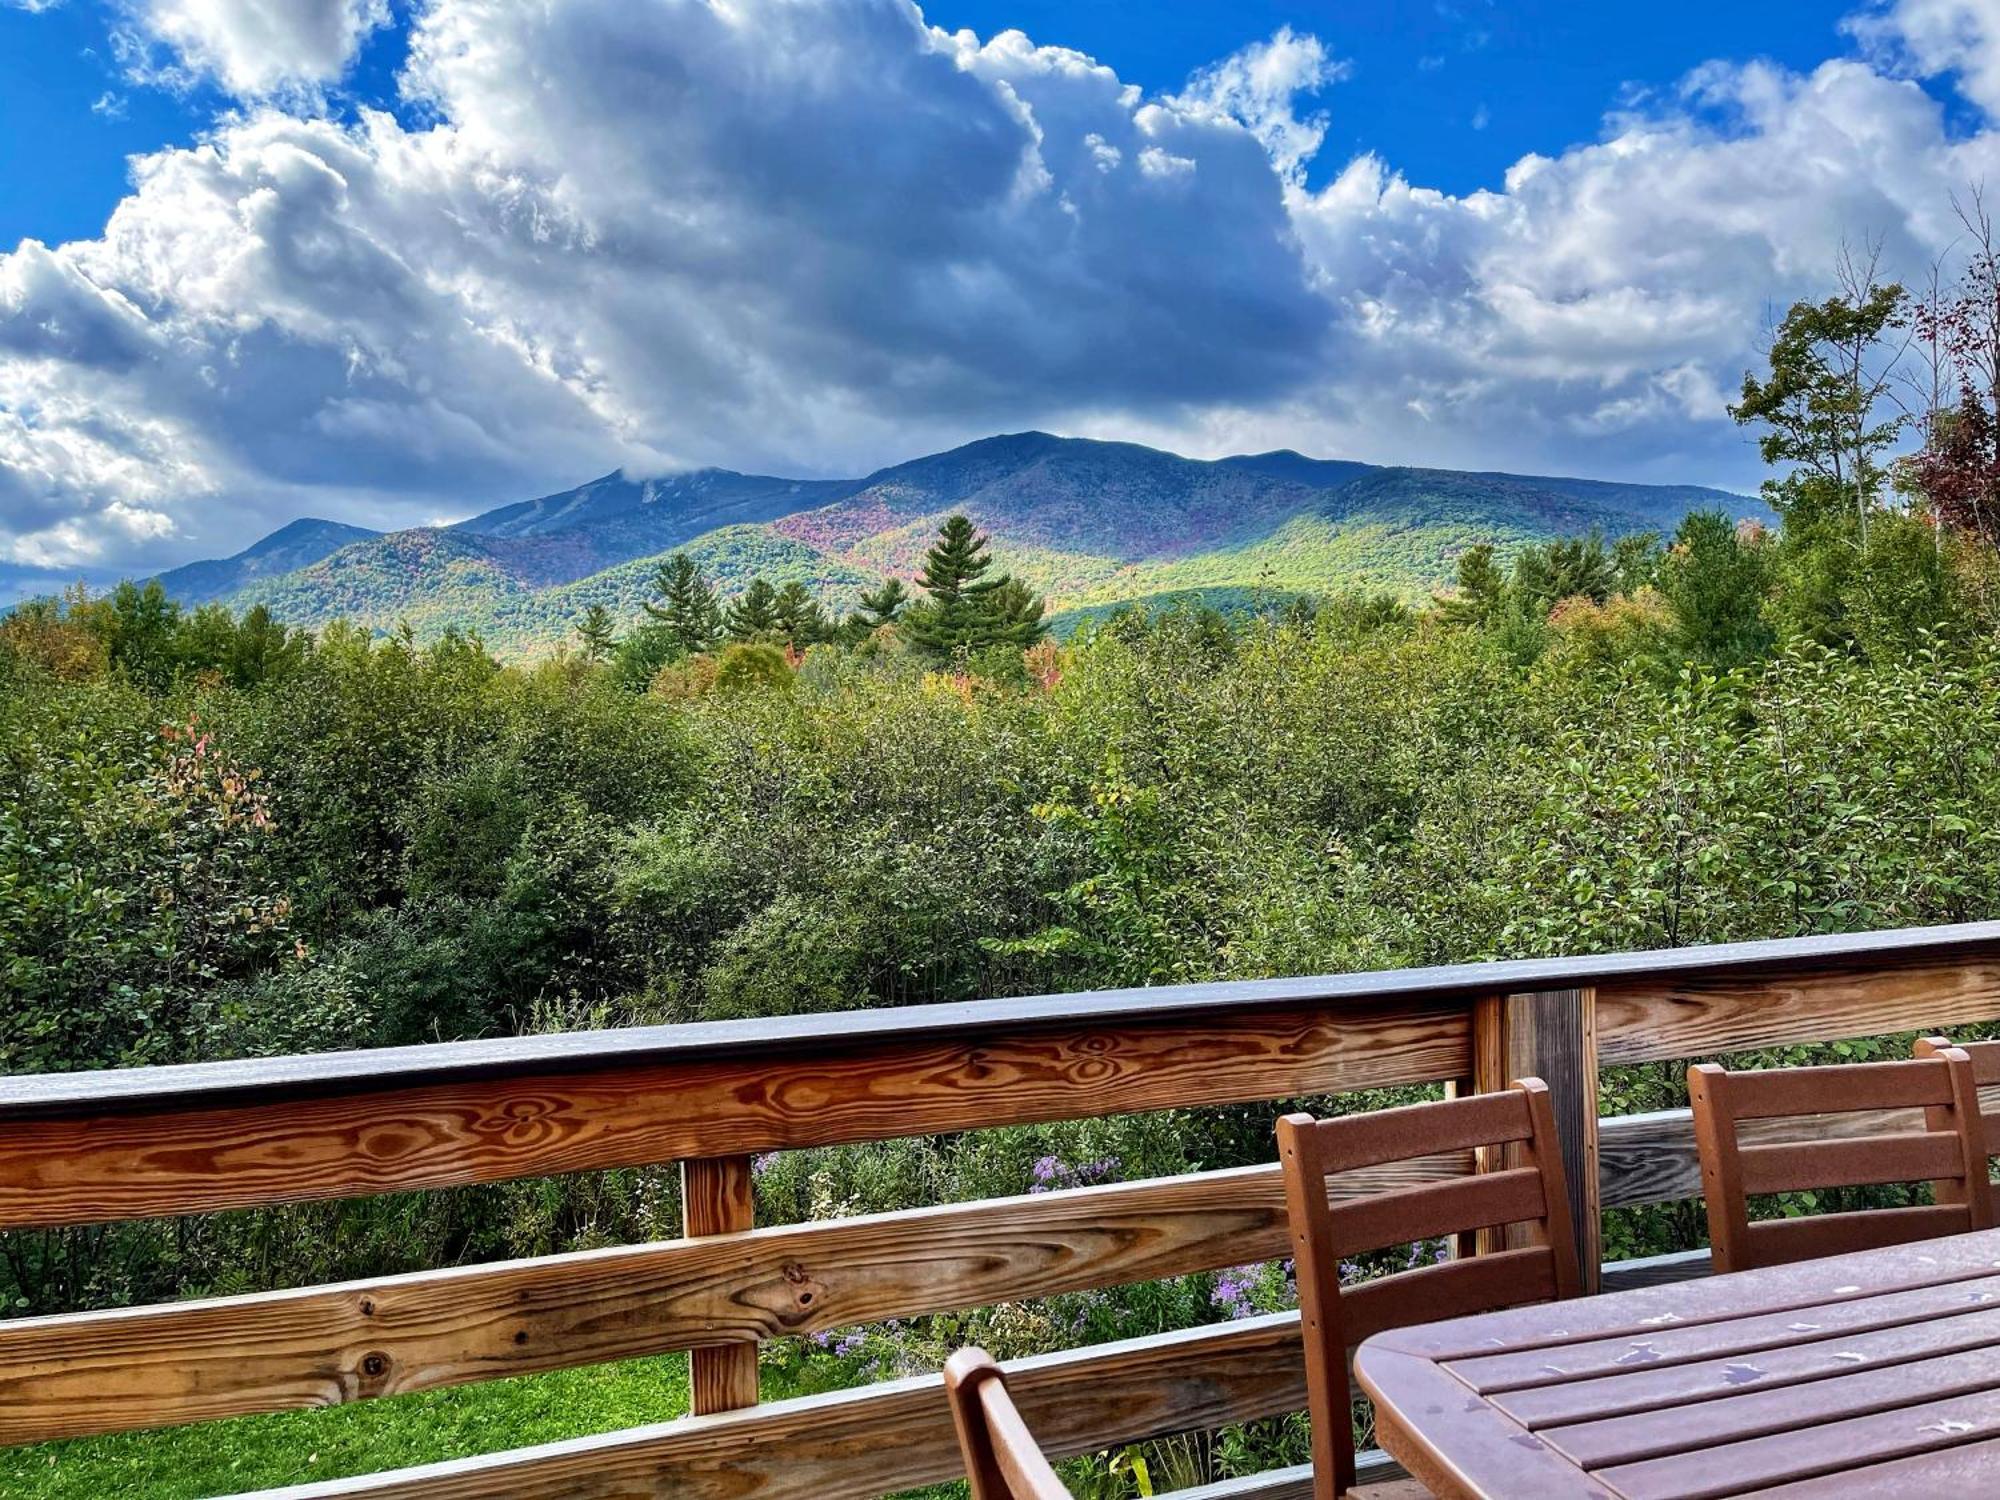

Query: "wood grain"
(237, 1311), (1310, 1500)
(1466, 989), (1599, 1284)
(1596, 953), (2000, 1065)
(0, 1000), (1468, 1230)
(11, 922), (1994, 1120)
(682, 1156), (757, 1416)
(0, 1157), (1470, 1444)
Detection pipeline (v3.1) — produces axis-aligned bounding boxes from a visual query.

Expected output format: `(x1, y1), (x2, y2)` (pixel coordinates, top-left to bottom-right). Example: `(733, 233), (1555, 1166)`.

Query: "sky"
(2, 0), (1999, 579)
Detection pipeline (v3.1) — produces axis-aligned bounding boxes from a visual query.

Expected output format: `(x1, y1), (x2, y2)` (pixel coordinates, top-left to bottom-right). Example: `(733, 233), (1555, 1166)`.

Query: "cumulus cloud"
(1848, 0), (2000, 116)
(7, 0), (2000, 568)
(115, 0), (389, 98)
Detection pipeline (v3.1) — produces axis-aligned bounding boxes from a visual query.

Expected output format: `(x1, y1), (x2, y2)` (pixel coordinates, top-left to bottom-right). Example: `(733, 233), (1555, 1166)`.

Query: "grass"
(0, 1354), (699, 1499)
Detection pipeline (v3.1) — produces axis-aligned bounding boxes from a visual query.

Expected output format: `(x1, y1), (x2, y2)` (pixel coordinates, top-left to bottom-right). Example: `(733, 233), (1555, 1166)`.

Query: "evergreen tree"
(575, 604), (618, 663)
(773, 581), (832, 650)
(1436, 543), (1507, 626)
(900, 515), (1017, 654)
(854, 577), (909, 630)
(987, 576), (1048, 646)
(1513, 533), (1618, 613)
(643, 553), (723, 653)
(725, 578), (782, 642)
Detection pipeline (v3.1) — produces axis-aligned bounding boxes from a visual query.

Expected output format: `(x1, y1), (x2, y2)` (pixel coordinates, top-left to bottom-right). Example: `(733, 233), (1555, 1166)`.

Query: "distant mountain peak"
(146, 431), (1761, 653)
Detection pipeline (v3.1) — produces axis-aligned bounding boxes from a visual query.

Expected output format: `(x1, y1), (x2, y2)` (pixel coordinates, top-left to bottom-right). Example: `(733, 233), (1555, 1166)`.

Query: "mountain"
(157, 433), (1761, 654)
(459, 467), (858, 546)
(152, 517), (380, 606)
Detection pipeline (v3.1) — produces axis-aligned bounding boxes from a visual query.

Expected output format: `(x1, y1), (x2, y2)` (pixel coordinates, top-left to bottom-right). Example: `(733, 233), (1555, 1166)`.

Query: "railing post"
(1462, 988), (1602, 1291)
(681, 1154), (759, 1413)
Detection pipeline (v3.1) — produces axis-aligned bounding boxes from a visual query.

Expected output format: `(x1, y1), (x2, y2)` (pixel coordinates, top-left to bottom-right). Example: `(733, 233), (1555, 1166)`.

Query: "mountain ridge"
(141, 432), (1762, 653)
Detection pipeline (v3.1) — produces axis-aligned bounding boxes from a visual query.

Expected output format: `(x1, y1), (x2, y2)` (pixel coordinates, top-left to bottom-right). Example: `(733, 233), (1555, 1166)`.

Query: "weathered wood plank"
(1465, 990), (1599, 1287)
(1163, 1452), (1408, 1500)
(1596, 954), (2000, 1066)
(1599, 1085), (2000, 1209)
(8, 923), (1997, 1121)
(0, 1001), (1468, 1229)
(239, 1312), (1311, 1500)
(1598, 1248), (1711, 1290)
(0, 1157), (1471, 1444)
(683, 1156), (758, 1416)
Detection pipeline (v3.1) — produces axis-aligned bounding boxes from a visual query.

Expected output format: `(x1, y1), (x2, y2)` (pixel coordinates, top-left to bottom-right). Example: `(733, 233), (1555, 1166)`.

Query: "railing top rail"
(6, 921), (2000, 1120)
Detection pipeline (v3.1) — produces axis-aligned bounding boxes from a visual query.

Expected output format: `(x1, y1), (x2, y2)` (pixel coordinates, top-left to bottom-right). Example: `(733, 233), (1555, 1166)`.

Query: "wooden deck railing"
(7, 922), (2000, 1497)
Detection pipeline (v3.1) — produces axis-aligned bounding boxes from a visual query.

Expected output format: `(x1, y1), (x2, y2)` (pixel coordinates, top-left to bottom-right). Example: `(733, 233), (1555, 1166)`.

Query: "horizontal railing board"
(8, 923), (1998, 1120)
(1595, 950), (2000, 1065)
(1597, 1248), (1711, 1290)
(1598, 1086), (2000, 1209)
(0, 1002), (1468, 1230)
(1169, 1452), (1405, 1500)
(242, 1312), (1310, 1500)
(0, 1156), (1473, 1444)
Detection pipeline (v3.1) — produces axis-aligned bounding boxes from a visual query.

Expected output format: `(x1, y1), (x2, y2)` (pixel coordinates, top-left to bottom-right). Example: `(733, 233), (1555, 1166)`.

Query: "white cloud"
(1172, 25), (1345, 184)
(1848, 0), (2000, 116)
(116, 0), (389, 98)
(7, 0), (2000, 567)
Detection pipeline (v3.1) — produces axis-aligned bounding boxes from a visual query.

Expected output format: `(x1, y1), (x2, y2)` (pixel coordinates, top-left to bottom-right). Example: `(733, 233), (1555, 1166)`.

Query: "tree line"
(578, 514), (1049, 687)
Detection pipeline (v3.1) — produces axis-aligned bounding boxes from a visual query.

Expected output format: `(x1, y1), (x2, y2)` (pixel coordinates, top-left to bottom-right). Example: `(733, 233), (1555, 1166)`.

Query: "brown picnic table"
(1353, 1228), (2000, 1499)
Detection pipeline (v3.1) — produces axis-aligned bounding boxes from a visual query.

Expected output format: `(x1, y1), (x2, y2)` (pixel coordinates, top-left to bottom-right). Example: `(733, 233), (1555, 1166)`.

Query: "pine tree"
(643, 553), (723, 653)
(987, 576), (1047, 646)
(855, 577), (909, 629)
(725, 577), (782, 642)
(773, 581), (831, 650)
(1436, 543), (1507, 626)
(900, 515), (1015, 654)
(575, 603), (618, 662)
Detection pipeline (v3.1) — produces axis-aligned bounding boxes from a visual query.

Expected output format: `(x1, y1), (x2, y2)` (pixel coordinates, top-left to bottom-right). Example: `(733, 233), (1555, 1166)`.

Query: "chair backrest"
(945, 1347), (1071, 1500)
(1916, 1034), (2000, 1160)
(1688, 1052), (1995, 1275)
(1277, 1079), (1582, 1500)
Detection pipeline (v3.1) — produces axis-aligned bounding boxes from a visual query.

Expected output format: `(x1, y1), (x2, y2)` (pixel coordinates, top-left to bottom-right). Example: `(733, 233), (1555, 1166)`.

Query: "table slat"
(1494, 1298), (2000, 1428)
(1548, 1339), (2000, 1470)
(1354, 1230), (2000, 1500)
(1598, 1383), (2000, 1499)
(1454, 1269), (2000, 1393)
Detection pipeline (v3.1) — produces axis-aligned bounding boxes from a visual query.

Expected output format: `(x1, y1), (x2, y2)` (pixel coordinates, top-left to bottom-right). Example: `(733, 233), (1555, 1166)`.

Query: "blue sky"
(1, 1), (1896, 247)
(2, 0), (1997, 576)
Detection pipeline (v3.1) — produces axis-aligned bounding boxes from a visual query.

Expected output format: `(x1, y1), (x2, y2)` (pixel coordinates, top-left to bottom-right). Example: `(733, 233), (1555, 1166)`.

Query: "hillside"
(158, 433), (1759, 653)
(153, 518), (382, 606)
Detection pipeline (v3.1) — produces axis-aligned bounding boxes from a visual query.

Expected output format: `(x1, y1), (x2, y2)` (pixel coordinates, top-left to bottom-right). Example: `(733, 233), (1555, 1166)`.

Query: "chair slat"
(1690, 1053), (1994, 1275)
(1747, 1204), (1971, 1267)
(1340, 1248), (1557, 1349)
(1279, 1077), (1579, 1500)
(1738, 1133), (1963, 1196)
(1327, 1168), (1546, 1260)
(1724, 1059), (1958, 1119)
(1302, 1089), (1533, 1176)
(1920, 1035), (2000, 1088)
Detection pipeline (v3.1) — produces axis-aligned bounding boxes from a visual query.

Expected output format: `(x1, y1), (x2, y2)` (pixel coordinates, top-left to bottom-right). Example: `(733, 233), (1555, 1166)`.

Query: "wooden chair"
(944, 1347), (1069, 1500)
(943, 1346), (1428, 1500)
(1278, 1079), (1581, 1500)
(1916, 1034), (2000, 1166)
(1688, 1051), (1995, 1275)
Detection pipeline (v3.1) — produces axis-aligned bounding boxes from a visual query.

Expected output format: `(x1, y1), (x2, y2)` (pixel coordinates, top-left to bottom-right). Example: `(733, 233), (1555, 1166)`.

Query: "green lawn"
(0, 1355), (697, 1499)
